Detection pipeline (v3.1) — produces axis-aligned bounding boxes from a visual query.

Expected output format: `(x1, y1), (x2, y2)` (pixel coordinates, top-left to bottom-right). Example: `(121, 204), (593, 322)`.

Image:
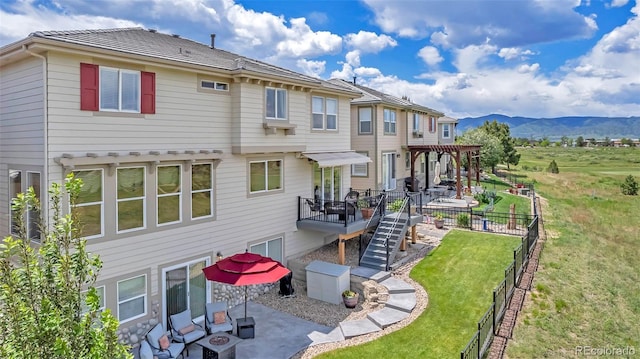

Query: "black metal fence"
(460, 213), (540, 359)
(423, 206), (533, 237)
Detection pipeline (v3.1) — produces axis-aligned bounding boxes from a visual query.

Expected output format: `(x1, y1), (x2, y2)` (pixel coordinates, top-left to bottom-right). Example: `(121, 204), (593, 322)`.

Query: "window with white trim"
(192, 163), (213, 219)
(81, 286), (106, 314)
(9, 170), (42, 240)
(72, 169), (104, 238)
(250, 237), (283, 263)
(351, 151), (368, 176)
(9, 169), (21, 236)
(405, 151), (411, 170)
(117, 275), (146, 323)
(100, 67), (140, 112)
(413, 113), (420, 131)
(312, 96), (337, 130)
(200, 80), (228, 91)
(442, 123), (451, 139)
(383, 108), (396, 134)
(429, 116), (436, 133)
(266, 87), (287, 120)
(358, 107), (372, 134)
(117, 167), (145, 233)
(157, 165), (182, 225)
(250, 160), (282, 193)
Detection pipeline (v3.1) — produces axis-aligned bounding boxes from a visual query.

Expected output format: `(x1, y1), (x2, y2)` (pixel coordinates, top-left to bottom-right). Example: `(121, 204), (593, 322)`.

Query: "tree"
(621, 138), (633, 146)
(621, 175), (638, 195)
(576, 136), (585, 147)
(478, 120), (521, 169)
(547, 160), (559, 174)
(0, 174), (131, 359)
(539, 137), (551, 147)
(456, 128), (503, 172)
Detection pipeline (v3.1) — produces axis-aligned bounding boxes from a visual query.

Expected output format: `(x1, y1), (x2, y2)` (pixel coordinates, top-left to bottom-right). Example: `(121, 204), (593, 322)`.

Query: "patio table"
(195, 332), (242, 359)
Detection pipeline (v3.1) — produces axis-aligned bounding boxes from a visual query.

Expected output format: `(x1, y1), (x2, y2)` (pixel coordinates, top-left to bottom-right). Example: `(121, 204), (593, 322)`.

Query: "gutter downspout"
(23, 45), (49, 227)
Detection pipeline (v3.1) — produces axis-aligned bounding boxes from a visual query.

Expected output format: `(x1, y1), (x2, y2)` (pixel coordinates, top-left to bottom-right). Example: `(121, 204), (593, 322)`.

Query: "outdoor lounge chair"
(205, 301), (234, 335)
(169, 309), (206, 356)
(305, 198), (323, 213)
(144, 323), (185, 359)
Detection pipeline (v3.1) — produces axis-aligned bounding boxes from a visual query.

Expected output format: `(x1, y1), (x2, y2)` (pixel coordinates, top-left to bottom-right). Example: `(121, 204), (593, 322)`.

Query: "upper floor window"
(351, 151), (368, 177)
(312, 97), (338, 130)
(81, 286), (106, 314)
(80, 63), (155, 114)
(359, 107), (372, 134)
(117, 167), (146, 233)
(191, 163), (213, 219)
(266, 88), (287, 120)
(442, 123), (451, 139)
(250, 160), (283, 193)
(383, 108), (396, 134)
(157, 165), (182, 226)
(429, 116), (436, 133)
(72, 169), (104, 239)
(413, 113), (420, 131)
(200, 80), (228, 91)
(9, 169), (42, 241)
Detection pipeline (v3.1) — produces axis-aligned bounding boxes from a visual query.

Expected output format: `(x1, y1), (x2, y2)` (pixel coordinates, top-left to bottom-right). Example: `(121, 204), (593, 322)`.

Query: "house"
(328, 79), (445, 192)
(0, 27), (370, 344)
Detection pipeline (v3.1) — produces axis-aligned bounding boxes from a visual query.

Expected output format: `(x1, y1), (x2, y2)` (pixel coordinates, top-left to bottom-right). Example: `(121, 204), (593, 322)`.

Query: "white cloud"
(518, 63), (540, 73)
(344, 30), (397, 53)
(418, 46), (443, 66)
(354, 66), (382, 77)
(611, 0), (629, 7)
(345, 50), (361, 67)
(330, 63), (355, 80)
(453, 43), (498, 73)
(296, 59), (326, 77)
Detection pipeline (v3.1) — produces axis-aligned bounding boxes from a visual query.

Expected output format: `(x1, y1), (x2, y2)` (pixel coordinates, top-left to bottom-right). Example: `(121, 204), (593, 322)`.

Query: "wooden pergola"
(407, 144), (482, 199)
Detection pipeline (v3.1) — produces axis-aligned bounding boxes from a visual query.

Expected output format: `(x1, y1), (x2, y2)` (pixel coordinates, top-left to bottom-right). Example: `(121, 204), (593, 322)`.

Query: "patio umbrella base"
(236, 317), (255, 339)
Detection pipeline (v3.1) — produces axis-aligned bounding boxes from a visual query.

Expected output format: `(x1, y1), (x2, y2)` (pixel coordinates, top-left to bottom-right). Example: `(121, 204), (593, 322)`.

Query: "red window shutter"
(80, 63), (99, 111)
(141, 71), (156, 114)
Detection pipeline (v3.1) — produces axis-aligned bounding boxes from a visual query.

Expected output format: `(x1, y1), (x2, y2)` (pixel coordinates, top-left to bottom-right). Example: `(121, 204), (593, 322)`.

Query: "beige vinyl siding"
(0, 57), (45, 237)
(350, 105), (376, 189)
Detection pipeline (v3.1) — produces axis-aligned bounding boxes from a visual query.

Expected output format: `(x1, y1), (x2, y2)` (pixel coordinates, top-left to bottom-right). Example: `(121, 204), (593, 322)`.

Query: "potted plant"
(358, 198), (374, 219)
(433, 212), (445, 229)
(342, 289), (359, 308)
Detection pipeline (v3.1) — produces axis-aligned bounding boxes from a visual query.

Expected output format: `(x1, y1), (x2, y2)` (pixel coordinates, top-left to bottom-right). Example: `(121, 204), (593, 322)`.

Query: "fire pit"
(209, 335), (230, 345)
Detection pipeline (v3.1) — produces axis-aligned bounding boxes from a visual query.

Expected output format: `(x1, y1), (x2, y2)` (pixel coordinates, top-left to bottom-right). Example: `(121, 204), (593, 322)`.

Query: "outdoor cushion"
(205, 302), (233, 334)
(178, 323), (195, 335)
(170, 310), (192, 332)
(146, 323), (165, 349)
(158, 334), (170, 350)
(214, 311), (226, 324)
(139, 340), (154, 359)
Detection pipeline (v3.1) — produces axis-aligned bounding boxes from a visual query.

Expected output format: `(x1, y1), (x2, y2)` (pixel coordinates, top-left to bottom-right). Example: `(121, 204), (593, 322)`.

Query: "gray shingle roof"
(328, 79), (443, 115)
(26, 28), (354, 93)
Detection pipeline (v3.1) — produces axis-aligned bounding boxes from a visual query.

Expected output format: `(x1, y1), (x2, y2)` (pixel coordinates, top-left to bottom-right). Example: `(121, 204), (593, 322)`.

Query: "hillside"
(457, 114), (640, 140)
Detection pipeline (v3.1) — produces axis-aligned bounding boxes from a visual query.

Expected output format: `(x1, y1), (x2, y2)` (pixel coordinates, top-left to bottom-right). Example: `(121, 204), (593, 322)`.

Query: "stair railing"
(359, 193), (387, 266)
(382, 195), (410, 270)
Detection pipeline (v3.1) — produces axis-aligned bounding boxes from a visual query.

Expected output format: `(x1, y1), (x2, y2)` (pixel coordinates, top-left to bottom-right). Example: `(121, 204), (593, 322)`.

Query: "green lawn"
(506, 147), (640, 357)
(317, 230), (521, 359)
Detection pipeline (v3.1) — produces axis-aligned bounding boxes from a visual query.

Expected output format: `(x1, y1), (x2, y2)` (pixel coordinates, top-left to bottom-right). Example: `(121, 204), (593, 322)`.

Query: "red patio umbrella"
(202, 251), (290, 319)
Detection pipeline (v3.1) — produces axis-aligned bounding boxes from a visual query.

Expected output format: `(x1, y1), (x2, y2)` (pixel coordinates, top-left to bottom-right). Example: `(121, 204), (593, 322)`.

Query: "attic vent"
(148, 29), (157, 33)
(172, 34), (180, 38)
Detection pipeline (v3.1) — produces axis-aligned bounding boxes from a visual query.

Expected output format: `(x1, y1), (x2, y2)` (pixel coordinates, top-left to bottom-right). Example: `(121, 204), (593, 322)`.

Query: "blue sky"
(1, 0), (639, 119)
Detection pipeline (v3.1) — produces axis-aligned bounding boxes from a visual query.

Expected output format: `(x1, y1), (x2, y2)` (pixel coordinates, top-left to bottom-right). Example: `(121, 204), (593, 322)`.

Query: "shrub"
(388, 198), (404, 212)
(457, 213), (470, 228)
(547, 160), (559, 173)
(621, 175), (639, 195)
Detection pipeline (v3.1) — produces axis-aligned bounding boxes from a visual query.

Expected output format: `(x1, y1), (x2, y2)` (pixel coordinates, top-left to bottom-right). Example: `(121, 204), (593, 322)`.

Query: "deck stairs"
(359, 197), (410, 271)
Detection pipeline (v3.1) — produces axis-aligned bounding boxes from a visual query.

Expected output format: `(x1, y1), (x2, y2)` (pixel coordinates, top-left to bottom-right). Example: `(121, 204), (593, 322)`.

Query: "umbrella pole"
(244, 286), (248, 319)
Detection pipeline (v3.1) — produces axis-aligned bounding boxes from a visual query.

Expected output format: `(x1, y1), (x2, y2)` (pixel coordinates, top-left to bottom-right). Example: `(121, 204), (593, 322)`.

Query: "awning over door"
(302, 151), (372, 168)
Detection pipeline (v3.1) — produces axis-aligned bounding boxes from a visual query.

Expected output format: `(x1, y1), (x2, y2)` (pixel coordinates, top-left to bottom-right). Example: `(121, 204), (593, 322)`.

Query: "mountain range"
(457, 114), (640, 140)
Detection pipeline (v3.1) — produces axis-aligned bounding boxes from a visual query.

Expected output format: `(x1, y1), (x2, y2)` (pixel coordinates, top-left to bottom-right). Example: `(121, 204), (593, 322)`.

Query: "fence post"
(493, 291), (497, 335)
(469, 206), (473, 230)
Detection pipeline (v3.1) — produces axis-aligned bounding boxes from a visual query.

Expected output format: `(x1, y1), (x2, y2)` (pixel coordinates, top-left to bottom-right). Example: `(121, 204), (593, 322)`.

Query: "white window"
(429, 116), (436, 133)
(405, 151), (411, 170)
(250, 237), (283, 263)
(72, 169), (104, 238)
(100, 67), (140, 112)
(266, 87), (287, 120)
(117, 167), (146, 233)
(351, 151), (368, 177)
(81, 286), (106, 314)
(413, 113), (420, 131)
(382, 152), (396, 190)
(312, 97), (338, 130)
(358, 107), (372, 134)
(442, 123), (451, 138)
(26, 172), (41, 241)
(9, 169), (21, 236)
(191, 163), (213, 219)
(384, 108), (396, 134)
(200, 80), (228, 91)
(157, 165), (182, 225)
(250, 160), (282, 193)
(117, 275), (147, 323)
